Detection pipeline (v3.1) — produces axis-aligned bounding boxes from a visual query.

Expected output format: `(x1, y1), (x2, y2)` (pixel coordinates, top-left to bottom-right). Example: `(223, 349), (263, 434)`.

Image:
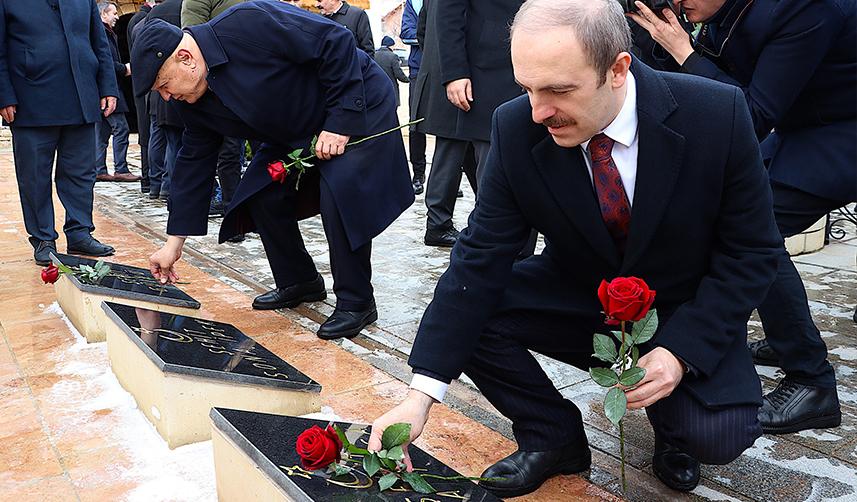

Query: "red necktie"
(588, 133), (631, 253)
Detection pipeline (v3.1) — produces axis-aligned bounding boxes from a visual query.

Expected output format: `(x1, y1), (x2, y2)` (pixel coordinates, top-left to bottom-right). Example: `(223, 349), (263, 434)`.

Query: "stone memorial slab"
(50, 252), (200, 343)
(209, 408), (502, 502)
(102, 302), (321, 448)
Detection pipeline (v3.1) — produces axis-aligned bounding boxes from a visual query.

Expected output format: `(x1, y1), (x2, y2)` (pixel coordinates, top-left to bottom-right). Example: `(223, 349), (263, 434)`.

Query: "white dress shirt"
(410, 72), (641, 403)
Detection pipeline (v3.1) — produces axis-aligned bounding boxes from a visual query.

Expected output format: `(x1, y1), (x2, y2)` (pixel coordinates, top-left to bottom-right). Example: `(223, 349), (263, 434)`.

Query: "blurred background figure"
(374, 36), (409, 106)
(317, 0), (375, 57)
(401, 0), (426, 195)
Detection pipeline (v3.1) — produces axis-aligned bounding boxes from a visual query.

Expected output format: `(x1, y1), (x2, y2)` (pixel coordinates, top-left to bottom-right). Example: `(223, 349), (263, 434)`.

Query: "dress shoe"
(95, 173), (114, 182)
(652, 435), (700, 492)
(477, 443), (591, 498)
(412, 177), (424, 195)
(113, 172), (142, 182)
(209, 200), (225, 217)
(748, 338), (781, 367)
(457, 189), (464, 198)
(758, 378), (841, 434)
(424, 226), (459, 247)
(148, 191), (161, 200)
(160, 192), (170, 201)
(67, 236), (114, 257)
(33, 240), (57, 266)
(252, 274), (326, 310)
(226, 233), (245, 243)
(317, 304), (378, 340)
(141, 182), (151, 194)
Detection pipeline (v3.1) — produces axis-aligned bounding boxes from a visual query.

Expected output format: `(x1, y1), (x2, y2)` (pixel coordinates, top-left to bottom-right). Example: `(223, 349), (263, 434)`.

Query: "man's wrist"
(409, 373), (448, 402)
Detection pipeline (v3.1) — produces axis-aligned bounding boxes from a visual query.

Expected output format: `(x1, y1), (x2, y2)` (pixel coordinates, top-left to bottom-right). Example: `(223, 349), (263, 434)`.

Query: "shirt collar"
(186, 23), (229, 70)
(582, 70), (638, 151)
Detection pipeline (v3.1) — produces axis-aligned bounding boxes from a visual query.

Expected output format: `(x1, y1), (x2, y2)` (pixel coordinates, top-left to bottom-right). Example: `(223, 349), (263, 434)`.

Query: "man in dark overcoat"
(629, 0), (855, 435)
(132, 1), (413, 340)
(318, 0), (375, 57)
(0, 0), (119, 265)
(369, 0), (782, 496)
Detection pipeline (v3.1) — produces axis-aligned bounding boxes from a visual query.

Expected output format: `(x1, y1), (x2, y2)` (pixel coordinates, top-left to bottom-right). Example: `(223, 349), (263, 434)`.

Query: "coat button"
(157, 51), (163, 58)
(354, 98), (363, 108)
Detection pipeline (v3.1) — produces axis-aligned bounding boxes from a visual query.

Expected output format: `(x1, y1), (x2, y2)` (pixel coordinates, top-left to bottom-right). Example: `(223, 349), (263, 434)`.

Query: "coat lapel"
(620, 61), (685, 273)
(531, 135), (622, 269)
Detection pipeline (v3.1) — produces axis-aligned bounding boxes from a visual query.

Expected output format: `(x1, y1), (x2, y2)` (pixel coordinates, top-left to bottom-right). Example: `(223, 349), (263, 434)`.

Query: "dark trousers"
(464, 308), (761, 464)
(133, 94), (150, 186)
(425, 137), (483, 230)
(248, 177), (374, 311)
(11, 124), (96, 243)
(408, 80), (426, 181)
(756, 182), (845, 388)
(215, 136), (243, 208)
(147, 118), (167, 194)
(95, 112), (130, 175)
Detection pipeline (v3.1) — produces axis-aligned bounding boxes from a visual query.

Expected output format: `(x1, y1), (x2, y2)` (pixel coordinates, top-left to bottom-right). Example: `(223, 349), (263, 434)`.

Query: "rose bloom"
(598, 277), (656, 324)
(41, 264), (60, 284)
(268, 160), (288, 184)
(295, 425), (343, 471)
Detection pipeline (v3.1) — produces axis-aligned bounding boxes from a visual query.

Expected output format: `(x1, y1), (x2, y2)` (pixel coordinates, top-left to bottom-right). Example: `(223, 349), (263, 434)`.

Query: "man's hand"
(0, 105), (16, 123)
(627, 2), (694, 65)
(101, 96), (117, 117)
(624, 347), (685, 409)
(446, 78), (473, 112)
(315, 130), (350, 160)
(149, 235), (186, 284)
(368, 389), (435, 472)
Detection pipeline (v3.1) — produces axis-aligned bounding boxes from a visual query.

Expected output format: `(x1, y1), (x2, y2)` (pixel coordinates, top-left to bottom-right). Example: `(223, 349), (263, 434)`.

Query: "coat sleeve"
(653, 88), (782, 377)
(392, 56), (409, 83)
(90, 0), (119, 99)
(354, 10), (375, 58)
(436, 0), (470, 85)
(408, 107), (532, 379)
(400, 0), (419, 45)
(181, 0), (213, 27)
(165, 124), (222, 236)
(681, 0), (843, 140)
(0, 1), (18, 108)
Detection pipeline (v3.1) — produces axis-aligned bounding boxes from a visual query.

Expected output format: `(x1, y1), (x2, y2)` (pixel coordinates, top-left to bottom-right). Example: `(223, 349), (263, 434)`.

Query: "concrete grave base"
(54, 274), (199, 343)
(106, 319), (321, 448)
(212, 426), (292, 502)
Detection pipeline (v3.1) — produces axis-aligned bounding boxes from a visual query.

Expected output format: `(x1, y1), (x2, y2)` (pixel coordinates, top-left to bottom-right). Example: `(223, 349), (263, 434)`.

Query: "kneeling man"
(132, 1), (413, 340)
(369, 0), (781, 495)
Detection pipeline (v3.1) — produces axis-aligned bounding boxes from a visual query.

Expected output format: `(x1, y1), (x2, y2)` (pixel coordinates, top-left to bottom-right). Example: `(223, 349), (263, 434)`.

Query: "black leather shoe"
(424, 227), (459, 247)
(33, 240), (57, 266)
(227, 233), (245, 243)
(412, 177), (424, 195)
(252, 275), (326, 310)
(477, 443), (591, 498)
(67, 237), (114, 257)
(457, 189), (464, 198)
(758, 378), (841, 434)
(652, 435), (700, 492)
(317, 305), (378, 340)
(748, 338), (781, 367)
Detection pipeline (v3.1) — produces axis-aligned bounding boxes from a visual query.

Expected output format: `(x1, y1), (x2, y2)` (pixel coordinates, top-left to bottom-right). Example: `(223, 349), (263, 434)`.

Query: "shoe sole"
(252, 291), (327, 310)
(66, 248), (114, 258)
(35, 258), (51, 266)
(752, 355), (781, 367)
(424, 239), (455, 247)
(762, 412), (842, 435)
(479, 456), (591, 498)
(316, 311), (379, 340)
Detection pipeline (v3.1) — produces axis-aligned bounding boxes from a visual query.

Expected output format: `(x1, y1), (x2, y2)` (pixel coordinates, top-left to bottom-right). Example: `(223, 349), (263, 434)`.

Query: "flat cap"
(131, 19), (183, 98)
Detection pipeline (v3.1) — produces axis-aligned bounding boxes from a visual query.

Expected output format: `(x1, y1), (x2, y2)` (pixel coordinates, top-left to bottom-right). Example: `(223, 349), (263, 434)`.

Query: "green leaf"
(310, 135), (319, 155)
(346, 444), (370, 455)
(333, 425), (350, 449)
(386, 445), (404, 461)
(592, 333), (618, 363)
(378, 472), (398, 492)
(611, 330), (625, 344)
(57, 263), (74, 275)
(631, 346), (640, 367)
(332, 463), (350, 476)
(619, 367), (646, 387)
(631, 310), (658, 345)
(363, 453), (380, 477)
(289, 148), (303, 158)
(379, 457), (397, 471)
(377, 449), (388, 459)
(604, 387), (627, 426)
(589, 367), (619, 387)
(402, 472), (435, 494)
(381, 423), (411, 450)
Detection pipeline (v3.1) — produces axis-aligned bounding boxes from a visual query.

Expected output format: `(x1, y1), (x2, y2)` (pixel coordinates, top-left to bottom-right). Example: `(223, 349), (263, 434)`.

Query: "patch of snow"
(829, 347), (857, 361)
(43, 301), (87, 346)
(301, 406), (344, 422)
(797, 429), (842, 442)
(692, 484), (741, 501)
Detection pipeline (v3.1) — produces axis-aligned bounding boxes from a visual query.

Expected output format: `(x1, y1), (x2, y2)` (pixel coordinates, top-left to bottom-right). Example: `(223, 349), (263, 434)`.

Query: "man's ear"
(176, 48), (195, 67)
(610, 51), (632, 89)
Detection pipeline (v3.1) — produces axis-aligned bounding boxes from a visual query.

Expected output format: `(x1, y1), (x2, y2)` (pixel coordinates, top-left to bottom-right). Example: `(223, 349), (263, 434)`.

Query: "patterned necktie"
(588, 133), (631, 253)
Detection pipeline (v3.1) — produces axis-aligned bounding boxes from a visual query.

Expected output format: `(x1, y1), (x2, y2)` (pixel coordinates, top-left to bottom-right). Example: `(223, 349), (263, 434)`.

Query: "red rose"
(267, 160), (287, 184)
(295, 425), (342, 471)
(41, 264), (60, 284)
(598, 277), (656, 325)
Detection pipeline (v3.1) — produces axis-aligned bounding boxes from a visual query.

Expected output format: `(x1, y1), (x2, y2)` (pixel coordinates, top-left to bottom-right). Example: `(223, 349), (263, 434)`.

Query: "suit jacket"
(0, 0), (119, 127)
(373, 47), (408, 105)
(325, 1), (374, 58)
(103, 24), (129, 114)
(163, 1), (413, 248)
(680, 0), (856, 203)
(409, 61), (782, 408)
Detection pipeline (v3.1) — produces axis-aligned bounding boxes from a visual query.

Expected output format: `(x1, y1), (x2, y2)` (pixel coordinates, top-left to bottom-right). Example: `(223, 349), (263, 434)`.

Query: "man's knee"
(670, 409), (761, 465)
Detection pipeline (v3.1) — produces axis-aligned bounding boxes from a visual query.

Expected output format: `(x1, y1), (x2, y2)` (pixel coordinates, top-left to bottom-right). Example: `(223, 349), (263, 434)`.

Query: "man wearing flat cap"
(132, 1), (414, 340)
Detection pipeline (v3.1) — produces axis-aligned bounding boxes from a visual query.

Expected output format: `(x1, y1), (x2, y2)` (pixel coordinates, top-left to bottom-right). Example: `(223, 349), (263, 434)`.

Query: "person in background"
(0, 0), (117, 265)
(128, 0), (162, 194)
(374, 36), (408, 105)
(95, 1), (141, 183)
(401, 0), (426, 195)
(317, 0), (374, 57)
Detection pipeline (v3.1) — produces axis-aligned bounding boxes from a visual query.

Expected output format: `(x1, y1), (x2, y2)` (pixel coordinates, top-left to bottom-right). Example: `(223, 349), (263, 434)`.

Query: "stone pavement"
(3, 110), (856, 501)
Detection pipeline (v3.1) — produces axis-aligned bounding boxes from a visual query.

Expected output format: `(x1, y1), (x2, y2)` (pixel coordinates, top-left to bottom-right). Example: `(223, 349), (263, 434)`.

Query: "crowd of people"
(1, 0), (854, 497)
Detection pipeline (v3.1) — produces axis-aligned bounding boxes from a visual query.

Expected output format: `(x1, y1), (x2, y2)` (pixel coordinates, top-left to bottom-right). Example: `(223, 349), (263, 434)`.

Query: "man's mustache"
(543, 116), (573, 128)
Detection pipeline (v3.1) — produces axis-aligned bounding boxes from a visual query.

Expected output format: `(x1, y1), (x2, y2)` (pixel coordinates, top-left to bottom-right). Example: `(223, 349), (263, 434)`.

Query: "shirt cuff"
(409, 374), (448, 403)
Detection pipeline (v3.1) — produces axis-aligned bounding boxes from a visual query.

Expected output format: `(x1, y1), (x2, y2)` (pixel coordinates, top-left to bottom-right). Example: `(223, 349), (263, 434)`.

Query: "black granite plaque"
(51, 252), (200, 309)
(102, 302), (321, 392)
(210, 408), (502, 502)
